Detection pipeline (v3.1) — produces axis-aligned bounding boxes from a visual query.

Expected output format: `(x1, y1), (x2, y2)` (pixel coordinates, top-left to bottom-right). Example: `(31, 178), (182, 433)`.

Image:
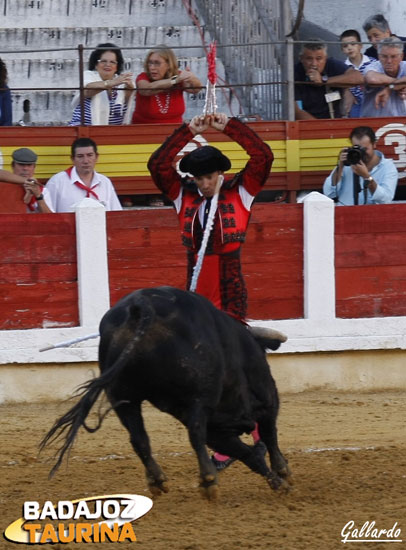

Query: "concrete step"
(0, 0), (194, 28)
(0, 26), (205, 59)
(0, 0), (243, 124)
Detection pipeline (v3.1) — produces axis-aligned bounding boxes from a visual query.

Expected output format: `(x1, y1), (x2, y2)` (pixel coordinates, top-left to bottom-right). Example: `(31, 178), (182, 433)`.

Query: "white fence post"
(75, 198), (110, 327)
(303, 192), (335, 320)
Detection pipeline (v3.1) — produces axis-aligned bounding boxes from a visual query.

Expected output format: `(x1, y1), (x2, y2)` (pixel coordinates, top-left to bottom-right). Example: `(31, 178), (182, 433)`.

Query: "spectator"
(362, 13), (406, 60)
(131, 45), (201, 124)
(70, 43), (135, 126)
(148, 112), (273, 469)
(361, 37), (406, 117)
(294, 39), (363, 120)
(24, 137), (122, 213)
(11, 148), (46, 212)
(0, 58), (12, 126)
(0, 148), (41, 213)
(340, 30), (374, 118)
(323, 125), (398, 205)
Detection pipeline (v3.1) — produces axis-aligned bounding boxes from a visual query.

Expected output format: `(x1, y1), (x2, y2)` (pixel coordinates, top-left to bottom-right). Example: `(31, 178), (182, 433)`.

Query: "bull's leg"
(257, 408), (291, 481)
(114, 402), (169, 496)
(207, 430), (288, 491)
(184, 403), (218, 500)
(247, 371), (292, 486)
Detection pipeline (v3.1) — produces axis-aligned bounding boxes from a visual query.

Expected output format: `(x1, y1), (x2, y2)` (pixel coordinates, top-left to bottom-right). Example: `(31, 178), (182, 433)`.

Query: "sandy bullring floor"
(1, 390), (405, 549)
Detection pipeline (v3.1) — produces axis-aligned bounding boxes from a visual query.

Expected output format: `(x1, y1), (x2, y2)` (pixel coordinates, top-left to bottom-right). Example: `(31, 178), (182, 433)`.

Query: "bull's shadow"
(41, 286), (291, 499)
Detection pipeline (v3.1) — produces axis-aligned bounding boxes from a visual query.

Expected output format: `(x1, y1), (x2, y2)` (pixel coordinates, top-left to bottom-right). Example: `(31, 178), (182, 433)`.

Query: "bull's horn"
(249, 326), (288, 343)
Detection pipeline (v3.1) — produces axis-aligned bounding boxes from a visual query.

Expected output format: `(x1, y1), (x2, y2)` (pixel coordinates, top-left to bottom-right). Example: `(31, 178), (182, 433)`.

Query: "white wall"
(289, 0), (405, 42)
(385, 0), (406, 36)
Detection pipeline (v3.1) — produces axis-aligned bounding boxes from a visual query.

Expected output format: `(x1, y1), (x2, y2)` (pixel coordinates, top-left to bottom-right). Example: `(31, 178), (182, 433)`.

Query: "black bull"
(41, 286), (291, 498)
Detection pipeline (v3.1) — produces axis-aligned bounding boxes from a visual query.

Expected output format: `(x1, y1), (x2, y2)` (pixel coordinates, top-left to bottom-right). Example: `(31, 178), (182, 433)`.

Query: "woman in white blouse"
(70, 43), (135, 126)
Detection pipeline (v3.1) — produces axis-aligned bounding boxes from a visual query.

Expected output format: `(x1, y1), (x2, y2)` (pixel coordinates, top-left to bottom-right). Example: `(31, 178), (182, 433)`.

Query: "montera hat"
(12, 148), (38, 164)
(179, 146), (231, 177)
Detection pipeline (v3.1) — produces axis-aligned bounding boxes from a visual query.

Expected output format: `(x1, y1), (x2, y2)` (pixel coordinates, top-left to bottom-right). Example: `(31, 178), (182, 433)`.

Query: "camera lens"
(347, 148), (362, 165)
(344, 145), (366, 166)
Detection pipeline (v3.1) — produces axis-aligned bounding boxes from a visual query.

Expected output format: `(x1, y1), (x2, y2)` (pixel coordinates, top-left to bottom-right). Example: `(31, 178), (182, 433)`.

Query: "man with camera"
(323, 126), (398, 205)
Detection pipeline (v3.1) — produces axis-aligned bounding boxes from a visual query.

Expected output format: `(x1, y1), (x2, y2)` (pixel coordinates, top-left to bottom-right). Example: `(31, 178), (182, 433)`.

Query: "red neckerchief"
(66, 166), (99, 200)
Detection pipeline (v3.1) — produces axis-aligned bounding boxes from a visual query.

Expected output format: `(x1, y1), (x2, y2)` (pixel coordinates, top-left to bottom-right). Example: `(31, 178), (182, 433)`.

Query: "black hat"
(12, 148), (38, 164)
(179, 146), (231, 177)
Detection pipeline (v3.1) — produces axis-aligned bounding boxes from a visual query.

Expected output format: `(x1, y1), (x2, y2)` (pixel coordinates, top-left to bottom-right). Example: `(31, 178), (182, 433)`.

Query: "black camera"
(344, 145), (367, 166)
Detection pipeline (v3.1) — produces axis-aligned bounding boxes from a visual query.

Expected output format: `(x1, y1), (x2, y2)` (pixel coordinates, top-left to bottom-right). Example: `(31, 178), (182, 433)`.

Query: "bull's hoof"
(277, 463), (292, 480)
(148, 480), (169, 497)
(199, 474), (218, 500)
(199, 482), (219, 500)
(265, 471), (290, 492)
(146, 472), (169, 497)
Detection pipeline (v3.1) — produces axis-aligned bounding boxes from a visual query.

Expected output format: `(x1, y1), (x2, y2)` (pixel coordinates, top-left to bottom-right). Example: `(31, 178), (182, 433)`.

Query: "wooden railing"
(0, 117), (405, 204)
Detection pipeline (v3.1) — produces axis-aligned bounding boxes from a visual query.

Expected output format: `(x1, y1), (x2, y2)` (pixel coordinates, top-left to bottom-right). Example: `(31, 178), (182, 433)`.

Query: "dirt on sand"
(1, 390), (405, 549)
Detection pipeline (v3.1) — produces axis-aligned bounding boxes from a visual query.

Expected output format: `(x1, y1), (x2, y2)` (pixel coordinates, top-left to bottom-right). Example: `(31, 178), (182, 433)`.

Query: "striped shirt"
(69, 89), (127, 126)
(345, 54), (374, 106)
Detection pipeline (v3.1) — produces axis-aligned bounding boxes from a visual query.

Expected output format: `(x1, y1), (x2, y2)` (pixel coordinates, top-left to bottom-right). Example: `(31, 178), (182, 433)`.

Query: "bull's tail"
(40, 378), (106, 478)
(40, 291), (156, 477)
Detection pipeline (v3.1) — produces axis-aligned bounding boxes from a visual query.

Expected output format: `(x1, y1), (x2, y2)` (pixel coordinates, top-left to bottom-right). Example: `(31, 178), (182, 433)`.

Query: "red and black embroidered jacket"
(148, 117), (273, 320)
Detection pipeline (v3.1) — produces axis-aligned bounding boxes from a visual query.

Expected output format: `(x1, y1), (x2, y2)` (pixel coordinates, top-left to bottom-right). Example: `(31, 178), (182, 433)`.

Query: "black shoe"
(211, 455), (236, 471)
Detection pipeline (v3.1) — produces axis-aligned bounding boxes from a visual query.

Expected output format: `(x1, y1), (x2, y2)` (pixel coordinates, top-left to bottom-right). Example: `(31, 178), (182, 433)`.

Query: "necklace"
(154, 91), (170, 114)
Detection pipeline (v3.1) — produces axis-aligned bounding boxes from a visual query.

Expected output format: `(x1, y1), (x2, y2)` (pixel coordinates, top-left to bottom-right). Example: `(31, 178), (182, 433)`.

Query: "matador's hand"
(209, 113), (228, 131)
(189, 115), (210, 135)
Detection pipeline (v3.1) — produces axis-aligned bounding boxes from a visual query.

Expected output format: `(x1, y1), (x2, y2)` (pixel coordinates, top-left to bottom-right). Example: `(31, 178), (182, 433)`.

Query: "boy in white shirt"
(340, 29), (373, 117)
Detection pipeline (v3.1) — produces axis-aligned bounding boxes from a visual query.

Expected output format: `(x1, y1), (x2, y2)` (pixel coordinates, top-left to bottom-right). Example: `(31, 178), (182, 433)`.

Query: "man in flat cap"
(11, 148), (47, 212)
(0, 147), (42, 213)
(12, 147), (38, 171)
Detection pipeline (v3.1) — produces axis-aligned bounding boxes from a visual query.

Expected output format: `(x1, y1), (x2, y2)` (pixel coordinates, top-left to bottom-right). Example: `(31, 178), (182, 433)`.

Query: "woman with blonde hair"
(131, 45), (201, 124)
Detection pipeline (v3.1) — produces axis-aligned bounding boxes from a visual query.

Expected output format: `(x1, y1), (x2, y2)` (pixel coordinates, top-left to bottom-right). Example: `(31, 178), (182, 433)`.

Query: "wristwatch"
(35, 194), (44, 201)
(364, 176), (373, 186)
(170, 75), (178, 86)
(389, 83), (395, 90)
(321, 75), (328, 83)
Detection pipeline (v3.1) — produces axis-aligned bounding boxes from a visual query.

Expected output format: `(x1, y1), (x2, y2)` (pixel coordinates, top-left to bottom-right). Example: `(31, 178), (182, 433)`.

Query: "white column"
(303, 192), (335, 320)
(75, 198), (110, 327)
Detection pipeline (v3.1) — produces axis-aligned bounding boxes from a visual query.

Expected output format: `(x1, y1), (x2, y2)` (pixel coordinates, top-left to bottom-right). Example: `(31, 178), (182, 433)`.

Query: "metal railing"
(0, 0), (300, 125)
(192, 0), (294, 119)
(2, 41), (297, 125)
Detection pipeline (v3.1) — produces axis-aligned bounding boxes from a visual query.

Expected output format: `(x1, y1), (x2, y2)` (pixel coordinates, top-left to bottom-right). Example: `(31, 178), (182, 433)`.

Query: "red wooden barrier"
(335, 204), (406, 318)
(106, 204), (304, 321)
(0, 214), (78, 329)
(1, 202), (405, 330)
